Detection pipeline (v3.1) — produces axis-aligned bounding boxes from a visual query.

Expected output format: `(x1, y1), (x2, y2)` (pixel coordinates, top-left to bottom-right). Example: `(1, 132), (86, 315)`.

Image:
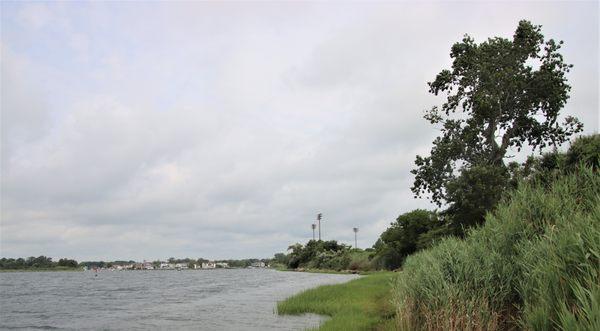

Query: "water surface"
(0, 269), (358, 330)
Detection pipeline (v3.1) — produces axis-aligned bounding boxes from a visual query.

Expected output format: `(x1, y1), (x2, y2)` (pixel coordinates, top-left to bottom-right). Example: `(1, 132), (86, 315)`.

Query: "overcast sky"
(1, 1), (598, 261)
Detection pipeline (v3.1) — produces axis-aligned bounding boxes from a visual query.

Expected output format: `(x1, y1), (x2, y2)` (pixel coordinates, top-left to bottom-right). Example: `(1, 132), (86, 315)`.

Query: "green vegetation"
(412, 20), (582, 234)
(371, 209), (445, 270)
(276, 21), (598, 331)
(278, 272), (397, 330)
(276, 240), (376, 272)
(0, 256), (79, 271)
(393, 167), (599, 330)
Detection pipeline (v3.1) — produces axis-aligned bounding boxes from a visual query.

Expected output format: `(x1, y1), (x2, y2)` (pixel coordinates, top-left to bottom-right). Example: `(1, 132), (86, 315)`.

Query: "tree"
(565, 134), (600, 171)
(412, 20), (583, 207)
(506, 133), (599, 189)
(57, 258), (78, 268)
(272, 253), (289, 266)
(286, 240), (350, 269)
(372, 209), (443, 269)
(443, 165), (510, 231)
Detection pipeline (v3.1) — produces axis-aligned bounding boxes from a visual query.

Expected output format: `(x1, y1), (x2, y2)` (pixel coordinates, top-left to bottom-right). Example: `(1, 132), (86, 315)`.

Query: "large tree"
(412, 20), (582, 206)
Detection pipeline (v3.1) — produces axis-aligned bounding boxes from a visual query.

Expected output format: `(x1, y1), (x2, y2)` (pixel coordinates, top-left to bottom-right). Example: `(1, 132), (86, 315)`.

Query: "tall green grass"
(393, 167), (600, 330)
(277, 272), (396, 330)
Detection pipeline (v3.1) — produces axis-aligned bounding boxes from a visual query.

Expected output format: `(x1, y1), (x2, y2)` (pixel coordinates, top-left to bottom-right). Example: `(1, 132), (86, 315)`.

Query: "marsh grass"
(393, 167), (600, 330)
(277, 272), (396, 330)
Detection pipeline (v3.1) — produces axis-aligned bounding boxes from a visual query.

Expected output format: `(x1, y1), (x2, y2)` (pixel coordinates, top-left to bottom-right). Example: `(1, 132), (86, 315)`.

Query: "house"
(201, 262), (216, 269)
(175, 263), (188, 270)
(216, 262), (229, 268)
(251, 261), (266, 268)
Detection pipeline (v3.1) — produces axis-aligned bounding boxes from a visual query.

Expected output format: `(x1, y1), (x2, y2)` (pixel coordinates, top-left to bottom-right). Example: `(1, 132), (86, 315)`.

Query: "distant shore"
(0, 267), (82, 272)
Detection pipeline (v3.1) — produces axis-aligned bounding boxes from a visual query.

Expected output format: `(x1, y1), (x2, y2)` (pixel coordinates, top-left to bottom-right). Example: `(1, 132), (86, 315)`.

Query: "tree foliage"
(0, 256), (78, 269)
(372, 209), (445, 270)
(285, 240), (351, 270)
(507, 133), (599, 188)
(412, 20), (583, 206)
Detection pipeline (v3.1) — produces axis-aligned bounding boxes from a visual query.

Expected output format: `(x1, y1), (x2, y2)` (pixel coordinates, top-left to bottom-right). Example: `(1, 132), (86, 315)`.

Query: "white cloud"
(17, 3), (52, 29)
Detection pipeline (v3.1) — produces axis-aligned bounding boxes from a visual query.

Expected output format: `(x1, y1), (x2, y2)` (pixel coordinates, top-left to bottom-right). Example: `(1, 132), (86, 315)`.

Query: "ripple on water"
(0, 269), (358, 330)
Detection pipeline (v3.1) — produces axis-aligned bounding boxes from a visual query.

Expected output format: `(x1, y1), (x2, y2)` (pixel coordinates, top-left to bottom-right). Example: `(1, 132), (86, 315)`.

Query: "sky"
(1, 1), (598, 261)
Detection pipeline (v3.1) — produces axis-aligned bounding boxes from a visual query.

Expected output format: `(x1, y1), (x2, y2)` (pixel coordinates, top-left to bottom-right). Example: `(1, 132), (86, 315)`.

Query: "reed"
(393, 167), (599, 330)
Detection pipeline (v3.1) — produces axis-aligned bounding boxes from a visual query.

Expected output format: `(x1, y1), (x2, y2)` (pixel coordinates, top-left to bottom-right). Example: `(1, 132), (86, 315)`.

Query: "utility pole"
(317, 213), (322, 241)
(353, 227), (359, 249)
(311, 223), (316, 241)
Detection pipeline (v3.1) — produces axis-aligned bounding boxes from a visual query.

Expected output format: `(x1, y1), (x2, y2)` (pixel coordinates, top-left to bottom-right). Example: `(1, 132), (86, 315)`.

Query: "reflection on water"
(0, 269), (358, 330)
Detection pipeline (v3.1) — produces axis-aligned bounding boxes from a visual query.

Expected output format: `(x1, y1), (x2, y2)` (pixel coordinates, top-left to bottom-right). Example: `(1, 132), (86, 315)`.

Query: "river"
(0, 268), (359, 330)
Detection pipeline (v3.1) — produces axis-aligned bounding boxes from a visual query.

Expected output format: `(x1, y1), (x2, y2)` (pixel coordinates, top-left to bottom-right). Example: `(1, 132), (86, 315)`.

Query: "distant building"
(201, 262), (216, 269)
(251, 261), (266, 268)
(175, 263), (188, 270)
(216, 262), (229, 268)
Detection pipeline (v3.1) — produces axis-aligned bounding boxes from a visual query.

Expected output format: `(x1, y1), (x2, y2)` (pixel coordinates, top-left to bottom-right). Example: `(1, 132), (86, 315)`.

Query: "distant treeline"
(0, 254), (283, 272)
(2, 256), (273, 270)
(0, 256), (78, 270)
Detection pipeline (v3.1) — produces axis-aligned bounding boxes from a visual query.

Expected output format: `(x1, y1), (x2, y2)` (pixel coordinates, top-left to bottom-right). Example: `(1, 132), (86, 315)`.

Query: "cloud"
(16, 3), (53, 29)
(1, 2), (598, 261)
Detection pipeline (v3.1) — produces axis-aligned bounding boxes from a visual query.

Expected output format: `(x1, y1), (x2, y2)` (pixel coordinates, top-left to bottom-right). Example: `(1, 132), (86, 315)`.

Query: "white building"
(201, 262), (216, 269)
(251, 261), (266, 268)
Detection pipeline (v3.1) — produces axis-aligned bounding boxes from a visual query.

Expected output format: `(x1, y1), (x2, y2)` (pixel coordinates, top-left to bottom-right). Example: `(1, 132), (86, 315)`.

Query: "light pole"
(311, 223), (316, 241)
(317, 213), (322, 241)
(353, 227), (359, 249)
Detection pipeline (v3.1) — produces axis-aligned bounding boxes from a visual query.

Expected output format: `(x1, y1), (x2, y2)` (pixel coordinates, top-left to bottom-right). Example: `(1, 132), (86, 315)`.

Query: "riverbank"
(277, 272), (396, 330)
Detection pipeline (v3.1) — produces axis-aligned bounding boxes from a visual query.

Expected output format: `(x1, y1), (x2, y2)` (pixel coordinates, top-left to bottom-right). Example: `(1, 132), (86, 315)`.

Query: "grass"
(277, 272), (397, 330)
(393, 167), (600, 330)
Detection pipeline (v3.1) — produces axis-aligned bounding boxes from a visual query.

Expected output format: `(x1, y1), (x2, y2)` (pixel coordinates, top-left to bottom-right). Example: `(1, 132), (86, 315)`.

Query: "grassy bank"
(393, 167), (600, 330)
(277, 272), (396, 330)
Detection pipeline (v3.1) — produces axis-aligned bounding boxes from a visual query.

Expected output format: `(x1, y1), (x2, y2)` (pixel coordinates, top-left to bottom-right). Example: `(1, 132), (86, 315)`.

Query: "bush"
(371, 209), (445, 270)
(566, 134), (600, 171)
(393, 167), (600, 330)
(348, 250), (374, 271)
